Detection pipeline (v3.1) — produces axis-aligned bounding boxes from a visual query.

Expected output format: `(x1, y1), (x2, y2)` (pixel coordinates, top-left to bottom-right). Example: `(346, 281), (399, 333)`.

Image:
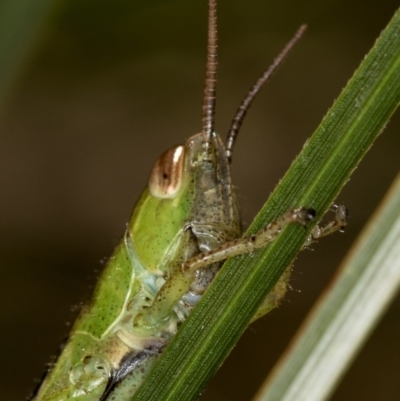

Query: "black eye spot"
(163, 173), (168, 179)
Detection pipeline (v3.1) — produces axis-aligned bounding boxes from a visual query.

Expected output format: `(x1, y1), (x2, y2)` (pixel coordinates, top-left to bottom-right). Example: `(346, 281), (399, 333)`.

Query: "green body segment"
(35, 241), (141, 401)
(33, 133), (243, 401)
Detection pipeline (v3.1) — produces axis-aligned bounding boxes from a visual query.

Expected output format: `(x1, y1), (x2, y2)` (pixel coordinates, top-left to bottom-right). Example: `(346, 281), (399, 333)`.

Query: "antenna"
(202, 0), (218, 155)
(226, 24), (307, 162)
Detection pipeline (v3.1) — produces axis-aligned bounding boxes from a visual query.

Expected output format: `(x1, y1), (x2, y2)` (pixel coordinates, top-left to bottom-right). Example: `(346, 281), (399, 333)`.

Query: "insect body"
(34, 133), (242, 401)
(32, 1), (346, 400)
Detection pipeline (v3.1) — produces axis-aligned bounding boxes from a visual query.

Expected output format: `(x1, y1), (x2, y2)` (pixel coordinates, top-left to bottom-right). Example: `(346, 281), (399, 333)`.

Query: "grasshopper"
(31, 1), (347, 400)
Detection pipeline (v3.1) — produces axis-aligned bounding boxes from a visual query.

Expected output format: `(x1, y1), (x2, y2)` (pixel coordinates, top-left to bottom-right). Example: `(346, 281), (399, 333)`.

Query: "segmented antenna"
(202, 0), (218, 154)
(226, 24), (307, 162)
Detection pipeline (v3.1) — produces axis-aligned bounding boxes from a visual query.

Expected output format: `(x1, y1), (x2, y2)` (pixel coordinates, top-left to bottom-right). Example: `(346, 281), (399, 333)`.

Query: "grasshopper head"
(147, 132), (232, 201)
(129, 132), (240, 274)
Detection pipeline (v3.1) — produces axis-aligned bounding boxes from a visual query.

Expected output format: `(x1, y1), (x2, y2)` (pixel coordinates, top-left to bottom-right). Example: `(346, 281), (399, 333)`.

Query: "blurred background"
(1, 0), (399, 400)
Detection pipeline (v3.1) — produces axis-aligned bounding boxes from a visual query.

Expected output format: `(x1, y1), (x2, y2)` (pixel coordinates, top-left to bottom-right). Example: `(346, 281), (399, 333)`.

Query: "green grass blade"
(132, 8), (400, 401)
(253, 172), (400, 401)
(0, 0), (57, 109)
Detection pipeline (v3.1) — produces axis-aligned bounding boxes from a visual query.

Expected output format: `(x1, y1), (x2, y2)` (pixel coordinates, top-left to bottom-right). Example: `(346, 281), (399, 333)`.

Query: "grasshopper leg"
(182, 207), (315, 273)
(182, 204), (347, 273)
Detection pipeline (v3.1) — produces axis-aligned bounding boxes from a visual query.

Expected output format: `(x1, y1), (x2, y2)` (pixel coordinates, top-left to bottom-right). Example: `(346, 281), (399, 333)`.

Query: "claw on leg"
(304, 204), (348, 247)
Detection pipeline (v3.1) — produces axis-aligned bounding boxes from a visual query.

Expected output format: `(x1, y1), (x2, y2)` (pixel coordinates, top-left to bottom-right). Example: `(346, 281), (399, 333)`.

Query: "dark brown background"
(1, 0), (400, 400)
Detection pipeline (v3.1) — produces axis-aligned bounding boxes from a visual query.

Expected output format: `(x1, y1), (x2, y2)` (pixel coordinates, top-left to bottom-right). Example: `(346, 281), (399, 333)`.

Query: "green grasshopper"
(31, 1), (347, 400)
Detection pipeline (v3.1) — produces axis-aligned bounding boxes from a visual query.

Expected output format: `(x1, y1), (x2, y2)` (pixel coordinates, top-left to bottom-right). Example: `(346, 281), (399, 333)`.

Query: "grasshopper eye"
(148, 145), (185, 198)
